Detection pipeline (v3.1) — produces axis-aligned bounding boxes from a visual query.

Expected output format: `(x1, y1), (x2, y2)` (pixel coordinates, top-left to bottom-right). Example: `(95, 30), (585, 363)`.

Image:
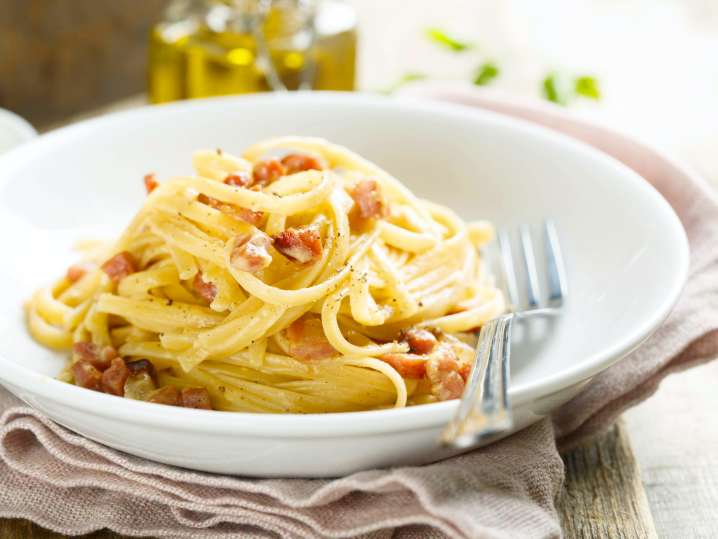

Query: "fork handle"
(441, 314), (514, 448)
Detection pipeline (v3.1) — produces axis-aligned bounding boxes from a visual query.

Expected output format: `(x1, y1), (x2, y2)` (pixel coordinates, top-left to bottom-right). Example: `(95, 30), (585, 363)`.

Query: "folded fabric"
(1, 85), (717, 538)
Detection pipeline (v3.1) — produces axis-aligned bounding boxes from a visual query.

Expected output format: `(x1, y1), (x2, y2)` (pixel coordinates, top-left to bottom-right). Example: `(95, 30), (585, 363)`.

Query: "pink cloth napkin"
(2, 85), (718, 538)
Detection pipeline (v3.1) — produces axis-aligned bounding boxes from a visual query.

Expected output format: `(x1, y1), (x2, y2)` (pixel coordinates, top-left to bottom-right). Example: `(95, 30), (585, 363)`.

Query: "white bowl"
(0, 93), (688, 477)
(0, 108), (36, 154)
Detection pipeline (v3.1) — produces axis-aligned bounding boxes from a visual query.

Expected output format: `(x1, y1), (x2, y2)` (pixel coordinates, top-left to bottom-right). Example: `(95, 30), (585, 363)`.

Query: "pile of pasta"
(27, 137), (505, 413)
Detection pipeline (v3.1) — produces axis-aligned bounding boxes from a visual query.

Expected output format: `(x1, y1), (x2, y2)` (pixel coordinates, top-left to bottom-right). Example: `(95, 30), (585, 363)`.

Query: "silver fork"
(441, 220), (567, 448)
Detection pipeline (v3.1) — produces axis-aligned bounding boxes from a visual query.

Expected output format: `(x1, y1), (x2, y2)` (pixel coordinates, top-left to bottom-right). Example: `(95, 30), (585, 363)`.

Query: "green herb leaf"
(542, 73), (567, 105)
(574, 75), (601, 100)
(397, 72), (427, 85)
(473, 62), (500, 86)
(425, 27), (472, 52)
(381, 72), (427, 94)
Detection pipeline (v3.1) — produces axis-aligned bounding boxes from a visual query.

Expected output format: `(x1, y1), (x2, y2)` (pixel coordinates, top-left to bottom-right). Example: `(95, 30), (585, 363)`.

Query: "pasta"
(27, 137), (505, 413)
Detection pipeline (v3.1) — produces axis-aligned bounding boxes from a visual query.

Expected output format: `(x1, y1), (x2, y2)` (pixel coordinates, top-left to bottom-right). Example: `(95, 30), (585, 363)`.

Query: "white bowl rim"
(0, 107), (37, 148)
(0, 92), (690, 437)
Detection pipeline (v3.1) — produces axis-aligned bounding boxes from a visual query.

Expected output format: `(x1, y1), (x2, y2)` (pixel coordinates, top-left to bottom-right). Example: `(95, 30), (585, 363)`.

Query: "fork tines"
(497, 219), (566, 313)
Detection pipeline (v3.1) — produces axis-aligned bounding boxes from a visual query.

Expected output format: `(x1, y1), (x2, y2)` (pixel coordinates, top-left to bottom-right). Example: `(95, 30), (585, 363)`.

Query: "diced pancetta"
(458, 362), (472, 382)
(286, 315), (337, 361)
(233, 207), (265, 226)
(148, 385), (181, 406)
(224, 172), (251, 187)
(272, 226), (322, 264)
(66, 263), (92, 283)
(192, 272), (217, 303)
(281, 153), (324, 174)
(101, 357), (130, 396)
(72, 342), (117, 371)
(180, 387), (212, 409)
(197, 193), (265, 226)
(144, 173), (159, 194)
(229, 231), (273, 273)
(379, 353), (427, 379)
(101, 252), (136, 283)
(438, 333), (475, 379)
(72, 360), (102, 391)
(403, 328), (438, 355)
(252, 158), (285, 186)
(196, 193), (215, 207)
(350, 179), (388, 220)
(426, 349), (466, 401)
(380, 328), (440, 378)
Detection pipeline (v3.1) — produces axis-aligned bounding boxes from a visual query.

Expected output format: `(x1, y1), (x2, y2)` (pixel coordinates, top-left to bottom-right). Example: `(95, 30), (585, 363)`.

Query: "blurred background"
(2, 0), (718, 173)
(0, 0), (717, 175)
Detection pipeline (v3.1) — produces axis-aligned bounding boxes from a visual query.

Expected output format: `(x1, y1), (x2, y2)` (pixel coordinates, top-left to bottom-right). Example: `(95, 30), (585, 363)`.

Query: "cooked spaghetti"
(27, 137), (504, 413)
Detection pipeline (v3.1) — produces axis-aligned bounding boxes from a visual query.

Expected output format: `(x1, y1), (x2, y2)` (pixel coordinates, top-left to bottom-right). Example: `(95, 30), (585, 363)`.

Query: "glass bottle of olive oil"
(148, 0), (357, 103)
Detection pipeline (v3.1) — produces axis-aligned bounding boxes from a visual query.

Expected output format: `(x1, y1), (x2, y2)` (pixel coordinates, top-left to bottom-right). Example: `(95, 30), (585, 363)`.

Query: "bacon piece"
(97, 346), (119, 368)
(403, 328), (438, 355)
(101, 252), (136, 283)
(72, 342), (117, 371)
(144, 173), (159, 194)
(125, 359), (158, 384)
(286, 315), (336, 361)
(440, 334), (475, 374)
(234, 207), (265, 226)
(229, 231), (272, 273)
(197, 193), (214, 206)
(458, 362), (472, 382)
(252, 158), (285, 186)
(148, 385), (181, 406)
(72, 360), (102, 391)
(192, 272), (217, 303)
(101, 357), (130, 396)
(380, 353), (427, 379)
(224, 172), (251, 187)
(197, 194), (265, 226)
(66, 263), (92, 283)
(272, 226), (322, 264)
(351, 179), (388, 220)
(426, 349), (466, 401)
(180, 387), (212, 410)
(281, 153), (324, 174)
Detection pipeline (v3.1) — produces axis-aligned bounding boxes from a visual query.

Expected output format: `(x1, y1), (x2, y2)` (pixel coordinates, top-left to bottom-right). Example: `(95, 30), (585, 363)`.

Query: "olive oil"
(148, 0), (356, 103)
